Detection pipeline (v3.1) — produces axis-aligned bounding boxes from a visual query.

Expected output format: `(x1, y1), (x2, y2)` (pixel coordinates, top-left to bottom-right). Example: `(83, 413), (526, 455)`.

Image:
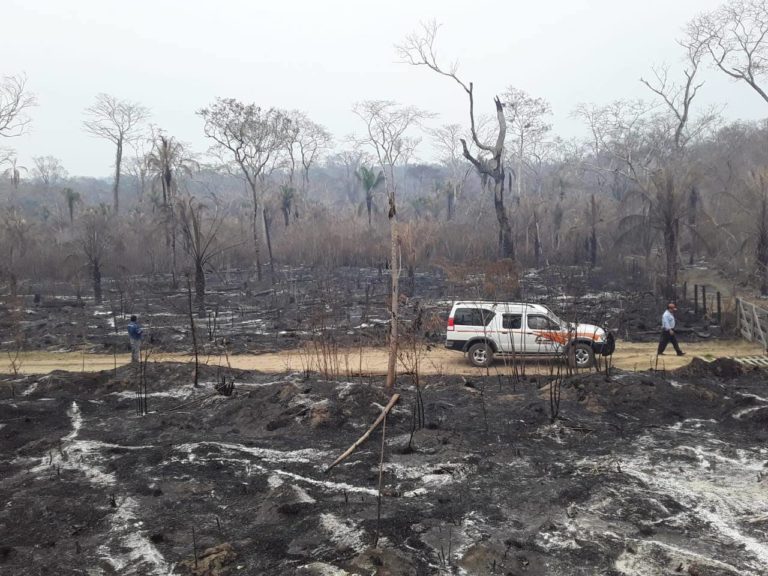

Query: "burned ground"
(1, 359), (767, 575)
(0, 265), (724, 358)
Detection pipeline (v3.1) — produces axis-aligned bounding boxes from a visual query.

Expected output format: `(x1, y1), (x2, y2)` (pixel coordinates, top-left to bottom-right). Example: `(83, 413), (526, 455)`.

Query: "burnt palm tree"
(355, 165), (384, 226)
(146, 132), (197, 286)
(61, 187), (82, 224)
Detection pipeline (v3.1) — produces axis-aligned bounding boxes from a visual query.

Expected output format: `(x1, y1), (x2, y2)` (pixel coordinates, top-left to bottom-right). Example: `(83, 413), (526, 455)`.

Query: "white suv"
(445, 301), (614, 368)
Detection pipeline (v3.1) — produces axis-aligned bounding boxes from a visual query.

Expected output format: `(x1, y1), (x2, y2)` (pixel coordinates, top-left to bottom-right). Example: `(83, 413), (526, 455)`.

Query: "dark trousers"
(657, 330), (682, 355)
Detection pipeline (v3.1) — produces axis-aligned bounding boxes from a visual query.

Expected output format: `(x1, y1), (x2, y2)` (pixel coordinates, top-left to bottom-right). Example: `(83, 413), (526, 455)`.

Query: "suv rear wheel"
(568, 343), (595, 368)
(468, 342), (493, 368)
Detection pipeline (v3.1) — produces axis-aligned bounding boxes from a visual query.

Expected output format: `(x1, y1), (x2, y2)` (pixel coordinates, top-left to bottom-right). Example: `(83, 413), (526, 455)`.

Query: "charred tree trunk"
(446, 183), (455, 221)
(263, 206), (275, 284)
(688, 185), (698, 266)
(186, 276), (199, 387)
(195, 261), (206, 319)
(92, 259), (102, 304)
(386, 182), (399, 390)
(589, 194), (599, 268)
(664, 221), (679, 299)
(533, 211), (542, 268)
(366, 195), (373, 227)
(250, 184), (262, 282)
(757, 196), (768, 296)
(491, 179), (514, 259)
(459, 94), (514, 260)
(113, 139), (123, 214)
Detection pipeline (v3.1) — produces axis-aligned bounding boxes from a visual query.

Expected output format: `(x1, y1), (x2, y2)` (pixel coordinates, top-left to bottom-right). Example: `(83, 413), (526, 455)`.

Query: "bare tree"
(126, 136), (153, 203)
(0, 74), (36, 138)
(687, 0), (768, 104)
(32, 156), (68, 189)
(429, 123), (471, 220)
(502, 87), (552, 198)
(640, 39), (721, 272)
(398, 21), (514, 258)
(177, 195), (230, 317)
(297, 116), (332, 193)
(640, 39), (720, 152)
(198, 99), (290, 281)
(83, 94), (149, 213)
(79, 206), (113, 304)
(353, 100), (428, 390)
(282, 112), (332, 225)
(329, 147), (367, 205)
(2, 154), (26, 206)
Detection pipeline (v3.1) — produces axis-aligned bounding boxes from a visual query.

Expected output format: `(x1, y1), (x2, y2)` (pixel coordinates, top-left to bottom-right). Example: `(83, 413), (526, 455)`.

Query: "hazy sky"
(3, 0), (766, 177)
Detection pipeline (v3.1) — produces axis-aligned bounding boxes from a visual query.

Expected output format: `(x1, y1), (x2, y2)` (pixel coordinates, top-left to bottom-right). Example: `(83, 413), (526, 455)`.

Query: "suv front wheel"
(568, 343), (595, 368)
(467, 342), (494, 368)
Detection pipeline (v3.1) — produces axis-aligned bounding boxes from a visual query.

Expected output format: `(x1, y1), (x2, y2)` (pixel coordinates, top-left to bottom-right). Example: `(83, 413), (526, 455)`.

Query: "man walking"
(128, 315), (143, 363)
(657, 302), (684, 356)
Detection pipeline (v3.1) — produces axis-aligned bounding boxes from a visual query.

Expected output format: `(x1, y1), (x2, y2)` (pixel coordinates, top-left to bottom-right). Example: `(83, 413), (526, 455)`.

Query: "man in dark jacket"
(128, 315), (143, 363)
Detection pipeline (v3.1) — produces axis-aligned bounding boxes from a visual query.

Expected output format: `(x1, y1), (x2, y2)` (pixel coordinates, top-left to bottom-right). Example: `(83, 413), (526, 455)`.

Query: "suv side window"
(502, 314), (522, 329)
(454, 308), (495, 327)
(527, 315), (559, 330)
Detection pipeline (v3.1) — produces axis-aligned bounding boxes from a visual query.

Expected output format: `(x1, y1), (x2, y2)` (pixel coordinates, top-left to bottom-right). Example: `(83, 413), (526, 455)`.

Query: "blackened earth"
(1, 358), (767, 575)
(0, 265), (724, 356)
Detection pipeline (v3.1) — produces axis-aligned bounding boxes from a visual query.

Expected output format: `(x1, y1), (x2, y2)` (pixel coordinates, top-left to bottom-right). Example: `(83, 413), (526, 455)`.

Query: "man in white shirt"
(657, 302), (684, 356)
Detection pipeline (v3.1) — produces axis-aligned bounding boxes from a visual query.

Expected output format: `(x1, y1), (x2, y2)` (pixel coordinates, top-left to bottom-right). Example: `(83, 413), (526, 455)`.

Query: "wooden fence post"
(694, 284), (699, 314)
(717, 292), (722, 325)
(702, 286), (707, 315)
(683, 281), (687, 303)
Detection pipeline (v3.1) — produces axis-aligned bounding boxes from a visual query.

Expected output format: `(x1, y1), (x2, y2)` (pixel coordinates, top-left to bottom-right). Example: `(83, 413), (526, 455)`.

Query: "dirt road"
(5, 340), (764, 376)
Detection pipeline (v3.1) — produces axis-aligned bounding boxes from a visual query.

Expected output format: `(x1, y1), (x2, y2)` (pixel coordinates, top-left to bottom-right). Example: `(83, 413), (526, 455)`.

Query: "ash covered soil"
(0, 265), (724, 357)
(2, 360), (768, 575)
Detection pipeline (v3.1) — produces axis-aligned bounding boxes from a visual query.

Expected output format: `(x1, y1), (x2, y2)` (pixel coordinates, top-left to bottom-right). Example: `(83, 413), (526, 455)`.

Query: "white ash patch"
(615, 434), (768, 572)
(21, 381), (38, 396)
(293, 485), (316, 504)
(335, 381), (363, 399)
(171, 442), (377, 496)
(179, 441), (329, 465)
(97, 496), (172, 576)
(111, 387), (196, 401)
(319, 513), (366, 553)
(382, 461), (472, 485)
(535, 523), (581, 552)
(268, 473), (284, 488)
(297, 562), (350, 576)
(615, 539), (743, 575)
(18, 401), (170, 575)
(734, 405), (768, 419)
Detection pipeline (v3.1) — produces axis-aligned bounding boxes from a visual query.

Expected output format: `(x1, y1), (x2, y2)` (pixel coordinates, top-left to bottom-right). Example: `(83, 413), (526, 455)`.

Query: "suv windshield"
(547, 313), (563, 329)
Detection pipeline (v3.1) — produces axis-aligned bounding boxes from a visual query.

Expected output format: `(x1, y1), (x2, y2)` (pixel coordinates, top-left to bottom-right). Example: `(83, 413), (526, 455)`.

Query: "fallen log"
(325, 393), (400, 473)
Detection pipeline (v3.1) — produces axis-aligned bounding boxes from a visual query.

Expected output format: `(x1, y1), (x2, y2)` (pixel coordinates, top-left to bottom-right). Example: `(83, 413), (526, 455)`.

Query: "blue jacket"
(128, 322), (143, 340)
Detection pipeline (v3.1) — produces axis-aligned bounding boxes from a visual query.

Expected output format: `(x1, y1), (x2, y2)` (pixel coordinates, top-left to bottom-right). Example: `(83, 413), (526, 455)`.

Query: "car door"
(524, 313), (562, 355)
(497, 312), (524, 354)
